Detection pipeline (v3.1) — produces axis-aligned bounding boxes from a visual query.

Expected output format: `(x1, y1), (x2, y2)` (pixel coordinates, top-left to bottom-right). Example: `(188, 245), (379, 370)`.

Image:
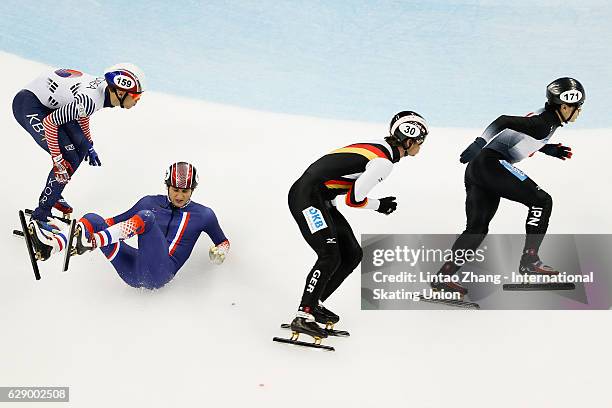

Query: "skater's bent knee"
(533, 190), (552, 209)
(136, 210), (155, 232)
(318, 248), (342, 272)
(80, 213), (108, 234)
(348, 245), (363, 266)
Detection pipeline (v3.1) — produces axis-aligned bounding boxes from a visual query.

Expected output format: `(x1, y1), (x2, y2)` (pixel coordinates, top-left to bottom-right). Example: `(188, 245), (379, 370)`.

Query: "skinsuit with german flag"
(288, 111), (429, 322)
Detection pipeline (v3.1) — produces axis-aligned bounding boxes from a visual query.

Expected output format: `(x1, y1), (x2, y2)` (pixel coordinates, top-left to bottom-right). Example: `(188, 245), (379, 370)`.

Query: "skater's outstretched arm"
(201, 207), (230, 265)
(345, 157), (393, 210)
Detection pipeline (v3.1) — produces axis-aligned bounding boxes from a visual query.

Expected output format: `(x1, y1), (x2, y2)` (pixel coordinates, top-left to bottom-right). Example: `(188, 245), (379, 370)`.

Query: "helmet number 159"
(113, 75), (134, 90)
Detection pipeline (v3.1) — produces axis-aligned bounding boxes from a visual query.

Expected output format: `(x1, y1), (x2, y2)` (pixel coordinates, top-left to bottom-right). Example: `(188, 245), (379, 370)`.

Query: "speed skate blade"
(420, 298), (481, 309)
(503, 283), (576, 291)
(272, 337), (335, 351)
(280, 323), (350, 337)
(62, 220), (77, 272)
(18, 210), (41, 280)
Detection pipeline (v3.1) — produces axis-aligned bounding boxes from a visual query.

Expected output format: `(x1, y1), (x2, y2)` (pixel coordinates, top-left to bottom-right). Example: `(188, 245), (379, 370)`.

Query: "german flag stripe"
(345, 185), (368, 208)
(324, 179), (353, 189)
(348, 143), (391, 160)
(325, 184), (352, 190)
(330, 144), (387, 161)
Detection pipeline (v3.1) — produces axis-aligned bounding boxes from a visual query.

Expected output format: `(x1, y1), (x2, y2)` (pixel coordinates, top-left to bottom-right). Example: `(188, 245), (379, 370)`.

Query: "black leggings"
(289, 172), (363, 310)
(443, 148), (553, 275)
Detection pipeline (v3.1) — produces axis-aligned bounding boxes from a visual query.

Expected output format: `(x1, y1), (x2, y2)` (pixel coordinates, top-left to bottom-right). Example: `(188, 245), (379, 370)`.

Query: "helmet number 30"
(113, 74), (134, 90)
(399, 122), (422, 137)
(560, 90), (583, 103)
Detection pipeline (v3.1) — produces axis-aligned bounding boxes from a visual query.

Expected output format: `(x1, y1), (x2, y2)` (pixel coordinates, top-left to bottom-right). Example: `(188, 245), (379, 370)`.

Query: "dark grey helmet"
(546, 77), (585, 106)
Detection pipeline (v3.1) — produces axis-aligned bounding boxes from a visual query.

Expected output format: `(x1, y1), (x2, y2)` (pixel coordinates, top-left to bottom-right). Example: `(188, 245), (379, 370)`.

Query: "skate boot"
(30, 207), (60, 233)
(503, 251), (572, 291)
(53, 197), (73, 219)
(290, 310), (328, 344)
(27, 219), (54, 261)
(519, 250), (559, 276)
(519, 259), (559, 275)
(313, 302), (340, 329)
(72, 222), (96, 256)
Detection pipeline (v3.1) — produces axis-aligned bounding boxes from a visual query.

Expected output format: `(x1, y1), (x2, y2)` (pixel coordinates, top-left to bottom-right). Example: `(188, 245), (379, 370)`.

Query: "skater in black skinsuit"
(287, 111), (429, 340)
(433, 77), (585, 296)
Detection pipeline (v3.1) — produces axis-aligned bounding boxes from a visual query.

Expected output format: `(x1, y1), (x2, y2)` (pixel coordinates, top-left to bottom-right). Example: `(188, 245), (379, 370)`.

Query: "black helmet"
(389, 111), (429, 144)
(546, 77), (585, 106)
(164, 162), (199, 189)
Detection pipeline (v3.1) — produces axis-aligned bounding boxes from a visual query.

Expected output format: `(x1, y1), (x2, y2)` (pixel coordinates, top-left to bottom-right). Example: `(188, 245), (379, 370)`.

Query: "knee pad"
(79, 213), (109, 238)
(136, 210), (155, 232)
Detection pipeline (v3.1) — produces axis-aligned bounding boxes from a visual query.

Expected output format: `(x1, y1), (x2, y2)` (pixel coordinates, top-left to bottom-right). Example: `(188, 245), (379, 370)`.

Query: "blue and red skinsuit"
(80, 195), (228, 289)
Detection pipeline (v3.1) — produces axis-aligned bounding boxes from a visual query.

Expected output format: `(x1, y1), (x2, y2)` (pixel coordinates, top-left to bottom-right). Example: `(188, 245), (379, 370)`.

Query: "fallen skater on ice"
(23, 162), (230, 288)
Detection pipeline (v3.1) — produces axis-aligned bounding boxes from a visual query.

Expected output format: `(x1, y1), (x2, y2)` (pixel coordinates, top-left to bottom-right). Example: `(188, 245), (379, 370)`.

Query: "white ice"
(0, 52), (610, 408)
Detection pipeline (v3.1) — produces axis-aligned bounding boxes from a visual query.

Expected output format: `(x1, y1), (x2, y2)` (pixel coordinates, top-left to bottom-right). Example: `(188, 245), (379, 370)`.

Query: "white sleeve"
(346, 158), (393, 210)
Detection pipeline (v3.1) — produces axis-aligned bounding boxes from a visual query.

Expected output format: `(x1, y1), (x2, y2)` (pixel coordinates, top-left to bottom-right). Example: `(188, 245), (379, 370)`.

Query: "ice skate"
(280, 303), (349, 337)
(519, 258), (559, 276)
(313, 302), (340, 329)
(62, 221), (94, 272)
(273, 311), (334, 351)
(72, 222), (96, 256)
(504, 256), (575, 291)
(27, 218), (54, 262)
(53, 197), (73, 219)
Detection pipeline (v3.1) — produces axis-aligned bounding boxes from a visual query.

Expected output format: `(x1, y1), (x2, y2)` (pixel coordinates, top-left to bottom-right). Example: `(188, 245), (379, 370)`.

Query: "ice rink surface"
(0, 52), (610, 407)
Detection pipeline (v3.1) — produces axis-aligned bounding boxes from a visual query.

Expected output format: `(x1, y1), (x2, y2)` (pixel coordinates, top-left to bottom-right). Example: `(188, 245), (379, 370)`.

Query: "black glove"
(377, 196), (397, 215)
(540, 143), (572, 160)
(459, 137), (487, 164)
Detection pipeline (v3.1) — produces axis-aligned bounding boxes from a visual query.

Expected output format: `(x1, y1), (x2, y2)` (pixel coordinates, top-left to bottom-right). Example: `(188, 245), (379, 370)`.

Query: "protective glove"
(540, 143), (572, 160)
(52, 155), (73, 184)
(209, 242), (229, 265)
(376, 196), (397, 215)
(85, 144), (102, 166)
(459, 137), (487, 164)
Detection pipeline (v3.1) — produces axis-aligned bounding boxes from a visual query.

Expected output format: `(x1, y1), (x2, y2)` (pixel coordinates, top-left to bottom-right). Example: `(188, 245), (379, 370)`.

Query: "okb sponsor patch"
(302, 206), (328, 234)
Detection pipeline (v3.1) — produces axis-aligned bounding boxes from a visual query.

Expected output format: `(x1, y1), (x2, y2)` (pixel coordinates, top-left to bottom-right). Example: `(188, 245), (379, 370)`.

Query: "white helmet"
(103, 63), (145, 94)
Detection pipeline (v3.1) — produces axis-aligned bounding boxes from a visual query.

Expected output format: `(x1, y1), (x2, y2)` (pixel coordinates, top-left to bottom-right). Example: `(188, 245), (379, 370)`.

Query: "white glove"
(209, 241), (229, 265)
